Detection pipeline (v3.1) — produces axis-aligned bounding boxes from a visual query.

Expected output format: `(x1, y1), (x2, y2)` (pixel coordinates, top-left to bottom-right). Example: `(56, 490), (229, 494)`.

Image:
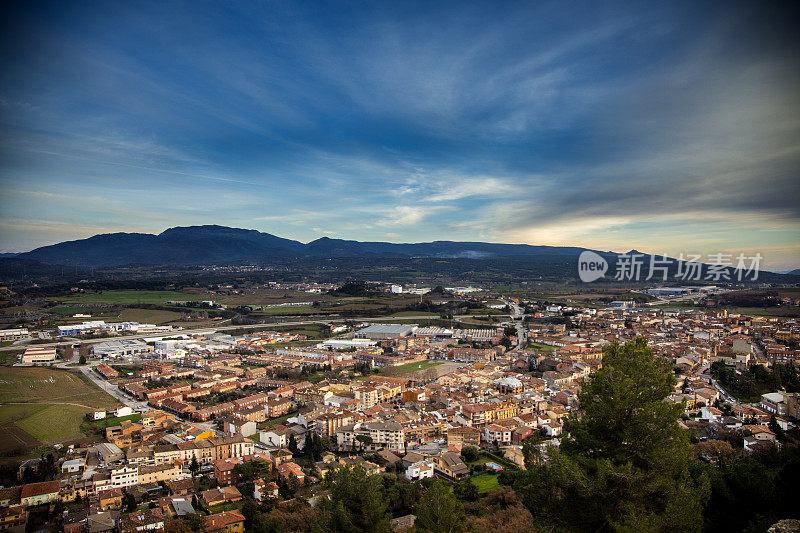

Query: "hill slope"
(17, 225), (607, 267)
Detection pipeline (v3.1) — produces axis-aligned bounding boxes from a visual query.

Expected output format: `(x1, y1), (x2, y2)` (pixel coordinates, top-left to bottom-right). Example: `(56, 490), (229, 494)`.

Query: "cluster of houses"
(2, 295), (798, 532)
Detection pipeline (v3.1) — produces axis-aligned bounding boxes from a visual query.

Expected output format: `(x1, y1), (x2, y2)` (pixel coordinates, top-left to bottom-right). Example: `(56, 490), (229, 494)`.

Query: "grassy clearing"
(15, 404), (90, 442)
(471, 473), (500, 493)
(377, 360), (443, 377)
(0, 367), (119, 408)
(92, 413), (142, 429)
(258, 410), (299, 430)
(48, 306), (108, 316)
(54, 290), (198, 305)
(526, 342), (556, 352)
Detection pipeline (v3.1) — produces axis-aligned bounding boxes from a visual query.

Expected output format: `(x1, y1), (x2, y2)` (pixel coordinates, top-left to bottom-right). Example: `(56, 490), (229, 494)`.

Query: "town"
(1, 284), (798, 532)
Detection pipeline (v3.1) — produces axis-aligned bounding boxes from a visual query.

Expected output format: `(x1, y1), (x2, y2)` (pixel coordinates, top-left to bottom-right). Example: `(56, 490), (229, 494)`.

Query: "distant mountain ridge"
(17, 224), (612, 267)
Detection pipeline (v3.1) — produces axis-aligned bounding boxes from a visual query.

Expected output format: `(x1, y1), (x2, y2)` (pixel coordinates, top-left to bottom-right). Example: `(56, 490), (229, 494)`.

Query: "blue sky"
(1, 0), (798, 269)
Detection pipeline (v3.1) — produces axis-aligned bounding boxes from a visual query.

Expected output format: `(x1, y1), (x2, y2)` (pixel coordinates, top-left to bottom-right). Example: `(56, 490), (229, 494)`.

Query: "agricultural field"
(0, 367), (119, 407)
(15, 404), (92, 442)
(117, 308), (182, 324)
(89, 413), (142, 430)
(0, 367), (120, 452)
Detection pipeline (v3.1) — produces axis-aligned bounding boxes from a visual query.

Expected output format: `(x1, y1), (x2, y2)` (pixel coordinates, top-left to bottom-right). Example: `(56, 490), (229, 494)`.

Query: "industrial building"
(92, 339), (153, 358)
(0, 328), (29, 341)
(20, 347), (57, 365)
(354, 323), (417, 340)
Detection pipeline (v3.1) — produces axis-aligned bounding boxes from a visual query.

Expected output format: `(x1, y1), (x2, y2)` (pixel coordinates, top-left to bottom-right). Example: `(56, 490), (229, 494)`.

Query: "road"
(501, 299), (527, 348)
(53, 358), (220, 431)
(54, 358), (150, 411)
(642, 288), (731, 307)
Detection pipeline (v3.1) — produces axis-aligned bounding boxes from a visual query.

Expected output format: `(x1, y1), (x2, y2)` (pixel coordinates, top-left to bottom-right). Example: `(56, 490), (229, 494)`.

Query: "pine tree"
(189, 456), (200, 478)
(304, 432), (314, 460)
(315, 465), (391, 533)
(413, 481), (465, 533)
(514, 338), (709, 532)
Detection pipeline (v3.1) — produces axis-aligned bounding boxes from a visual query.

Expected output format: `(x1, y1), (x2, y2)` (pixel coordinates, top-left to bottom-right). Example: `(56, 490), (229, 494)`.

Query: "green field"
(48, 305), (109, 316)
(15, 404), (91, 442)
(0, 403), (43, 427)
(471, 474), (500, 493)
(54, 290), (199, 305)
(91, 413), (142, 429)
(378, 360), (443, 376)
(526, 342), (556, 352)
(0, 367), (121, 446)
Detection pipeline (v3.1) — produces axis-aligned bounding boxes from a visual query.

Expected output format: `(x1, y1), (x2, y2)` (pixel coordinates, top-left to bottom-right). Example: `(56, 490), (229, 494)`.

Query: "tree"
(288, 433), (298, 454)
(514, 338), (709, 532)
(315, 466), (391, 533)
(452, 479), (479, 502)
(355, 434), (373, 452)
(769, 415), (786, 441)
(79, 354), (87, 364)
(467, 487), (534, 533)
(233, 459), (271, 482)
(189, 456), (200, 478)
(305, 432), (315, 459)
(703, 443), (800, 533)
(241, 499), (280, 533)
(497, 470), (517, 486)
(460, 446), (479, 463)
(122, 493), (137, 513)
(312, 434), (330, 461)
(414, 480), (465, 533)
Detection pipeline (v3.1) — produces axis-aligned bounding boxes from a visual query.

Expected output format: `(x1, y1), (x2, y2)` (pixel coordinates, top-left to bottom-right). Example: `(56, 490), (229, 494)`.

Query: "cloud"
(0, 0), (798, 269)
(376, 205), (450, 227)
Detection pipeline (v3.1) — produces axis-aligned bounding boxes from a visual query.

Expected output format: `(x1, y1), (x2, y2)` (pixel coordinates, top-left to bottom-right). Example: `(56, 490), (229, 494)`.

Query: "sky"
(1, 0), (799, 270)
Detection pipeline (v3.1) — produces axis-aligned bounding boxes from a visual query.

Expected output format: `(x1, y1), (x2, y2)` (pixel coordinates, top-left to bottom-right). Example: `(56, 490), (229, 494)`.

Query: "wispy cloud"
(0, 0), (798, 268)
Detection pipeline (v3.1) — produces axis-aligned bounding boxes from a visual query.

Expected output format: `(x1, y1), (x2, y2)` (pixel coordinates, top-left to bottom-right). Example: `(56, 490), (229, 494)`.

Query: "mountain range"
(13, 225), (606, 267)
